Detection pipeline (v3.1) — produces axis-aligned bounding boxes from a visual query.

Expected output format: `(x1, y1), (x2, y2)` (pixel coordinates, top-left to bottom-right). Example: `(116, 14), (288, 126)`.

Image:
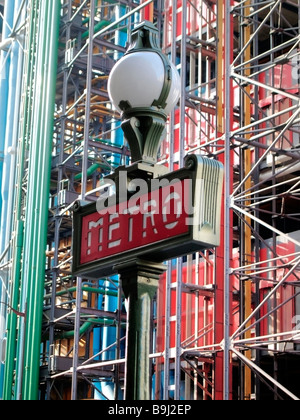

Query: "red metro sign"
(72, 156), (223, 278)
(80, 179), (190, 264)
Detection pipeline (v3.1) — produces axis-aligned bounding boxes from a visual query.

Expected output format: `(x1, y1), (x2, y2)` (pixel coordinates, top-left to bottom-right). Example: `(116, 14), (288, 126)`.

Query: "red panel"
(80, 180), (190, 264)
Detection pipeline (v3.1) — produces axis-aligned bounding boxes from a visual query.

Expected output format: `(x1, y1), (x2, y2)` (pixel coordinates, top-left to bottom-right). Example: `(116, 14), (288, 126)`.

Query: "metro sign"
(72, 156), (223, 278)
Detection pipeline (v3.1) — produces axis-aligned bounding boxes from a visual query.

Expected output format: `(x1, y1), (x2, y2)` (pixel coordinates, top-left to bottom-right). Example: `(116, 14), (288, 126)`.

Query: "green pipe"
(44, 285), (119, 300)
(26, 0), (60, 399)
(60, 317), (125, 339)
(82, 16), (90, 25)
(82, 19), (110, 40)
(13, 0), (40, 398)
(3, 0), (39, 400)
(20, 0), (61, 401)
(79, 285), (119, 297)
(94, 137), (122, 147)
(74, 162), (101, 181)
(3, 221), (24, 399)
(19, 0), (50, 400)
(61, 320), (93, 339)
(17, 0), (50, 400)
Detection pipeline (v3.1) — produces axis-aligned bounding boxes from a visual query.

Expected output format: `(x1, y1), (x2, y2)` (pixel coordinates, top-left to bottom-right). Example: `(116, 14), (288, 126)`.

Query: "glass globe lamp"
(108, 21), (181, 164)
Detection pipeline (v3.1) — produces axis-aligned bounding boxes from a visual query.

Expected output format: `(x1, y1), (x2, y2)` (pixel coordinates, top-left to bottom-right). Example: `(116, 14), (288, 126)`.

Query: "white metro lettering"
(143, 199), (158, 238)
(162, 191), (181, 230)
(87, 217), (103, 255)
(108, 213), (121, 249)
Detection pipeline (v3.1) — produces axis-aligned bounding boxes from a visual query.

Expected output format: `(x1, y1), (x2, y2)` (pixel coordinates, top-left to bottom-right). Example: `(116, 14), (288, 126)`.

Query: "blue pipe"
(0, 0), (23, 254)
(93, 284), (104, 361)
(0, 0), (15, 224)
(93, 276), (124, 400)
(98, 276), (120, 400)
(102, 277), (119, 359)
(93, 282), (104, 400)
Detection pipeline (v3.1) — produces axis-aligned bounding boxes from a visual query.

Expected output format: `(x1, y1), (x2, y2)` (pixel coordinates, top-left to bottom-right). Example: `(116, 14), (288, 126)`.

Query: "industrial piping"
(0, 0), (23, 400)
(20, 0), (61, 400)
(2, 0), (61, 401)
(3, 0), (38, 400)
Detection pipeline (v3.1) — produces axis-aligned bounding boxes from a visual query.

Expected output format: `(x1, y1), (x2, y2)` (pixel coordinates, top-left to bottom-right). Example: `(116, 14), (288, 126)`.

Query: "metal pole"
(163, 262), (171, 400)
(71, 277), (82, 400)
(174, 257), (182, 401)
(71, 1), (95, 396)
(47, 0), (72, 399)
(242, 0), (252, 400)
(93, 0), (153, 41)
(163, 0), (177, 399)
(81, 0), (95, 200)
(114, 279), (122, 400)
(179, 0), (187, 169)
(224, 0), (232, 401)
(173, 0), (188, 401)
(116, 259), (166, 400)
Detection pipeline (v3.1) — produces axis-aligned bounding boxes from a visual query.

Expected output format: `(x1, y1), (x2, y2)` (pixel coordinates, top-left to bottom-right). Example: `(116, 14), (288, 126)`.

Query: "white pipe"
(1, 0), (26, 400)
(0, 37), (14, 51)
(234, 329), (300, 345)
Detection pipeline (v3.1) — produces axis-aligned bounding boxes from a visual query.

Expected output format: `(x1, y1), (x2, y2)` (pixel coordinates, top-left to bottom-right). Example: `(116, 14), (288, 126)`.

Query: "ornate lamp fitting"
(108, 21), (180, 165)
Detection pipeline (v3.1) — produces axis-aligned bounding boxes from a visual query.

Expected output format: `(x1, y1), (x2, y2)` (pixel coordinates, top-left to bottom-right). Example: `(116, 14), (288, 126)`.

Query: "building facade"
(0, 0), (299, 400)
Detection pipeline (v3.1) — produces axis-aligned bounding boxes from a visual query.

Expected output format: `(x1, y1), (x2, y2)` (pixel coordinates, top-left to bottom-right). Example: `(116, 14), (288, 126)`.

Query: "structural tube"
(0, 0), (16, 398)
(17, 0), (61, 400)
(0, 0), (23, 399)
(3, 0), (38, 400)
(0, 0), (15, 221)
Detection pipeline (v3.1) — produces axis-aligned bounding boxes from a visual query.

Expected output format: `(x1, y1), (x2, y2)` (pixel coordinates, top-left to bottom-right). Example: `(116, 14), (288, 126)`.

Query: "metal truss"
(224, 0), (300, 400)
(160, 0), (300, 401)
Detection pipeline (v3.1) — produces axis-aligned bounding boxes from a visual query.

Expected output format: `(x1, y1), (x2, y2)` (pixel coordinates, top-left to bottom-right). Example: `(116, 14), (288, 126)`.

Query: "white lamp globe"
(108, 50), (180, 116)
(165, 61), (181, 114)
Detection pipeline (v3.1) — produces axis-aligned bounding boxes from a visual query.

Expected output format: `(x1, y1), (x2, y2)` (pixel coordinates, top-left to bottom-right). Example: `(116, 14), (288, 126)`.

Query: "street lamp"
(108, 20), (180, 165)
(107, 21), (180, 401)
(72, 19), (223, 401)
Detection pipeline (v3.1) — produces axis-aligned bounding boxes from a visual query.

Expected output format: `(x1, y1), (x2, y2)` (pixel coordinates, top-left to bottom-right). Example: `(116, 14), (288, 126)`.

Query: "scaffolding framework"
(0, 0), (300, 400)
